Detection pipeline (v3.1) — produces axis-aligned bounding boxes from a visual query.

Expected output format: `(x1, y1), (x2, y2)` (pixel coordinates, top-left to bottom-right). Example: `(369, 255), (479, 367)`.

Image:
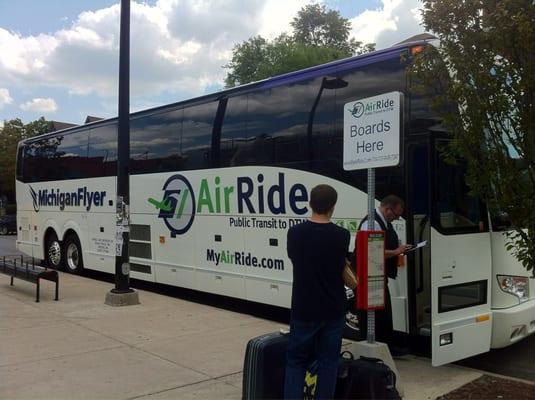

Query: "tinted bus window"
(247, 77), (336, 168)
(182, 102), (217, 171)
(242, 89), (276, 166)
(316, 57), (405, 191)
(434, 141), (484, 233)
(88, 124), (117, 177)
(16, 145), (24, 181)
(220, 95), (248, 167)
(131, 109), (183, 174)
(52, 130), (89, 179)
(22, 144), (36, 182)
(336, 56), (405, 110)
(305, 76), (338, 168)
(263, 85), (305, 165)
(272, 78), (335, 167)
(409, 56), (450, 135)
(22, 136), (62, 182)
(409, 84), (445, 135)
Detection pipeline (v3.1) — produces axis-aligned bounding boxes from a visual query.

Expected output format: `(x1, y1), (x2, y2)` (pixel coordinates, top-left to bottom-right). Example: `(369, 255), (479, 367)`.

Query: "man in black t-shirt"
(284, 184), (350, 400)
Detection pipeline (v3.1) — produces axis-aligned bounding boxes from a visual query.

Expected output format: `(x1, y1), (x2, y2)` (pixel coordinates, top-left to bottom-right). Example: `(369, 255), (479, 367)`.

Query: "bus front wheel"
(45, 232), (62, 269)
(63, 234), (83, 274)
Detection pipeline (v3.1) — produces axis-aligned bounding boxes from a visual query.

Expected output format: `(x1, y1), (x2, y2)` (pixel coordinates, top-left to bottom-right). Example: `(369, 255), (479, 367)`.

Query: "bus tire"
(0, 226), (7, 235)
(45, 231), (62, 269)
(63, 234), (83, 274)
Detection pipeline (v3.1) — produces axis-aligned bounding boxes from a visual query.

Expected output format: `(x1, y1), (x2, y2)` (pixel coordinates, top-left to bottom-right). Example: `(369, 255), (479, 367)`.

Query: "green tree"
(0, 117), (52, 202)
(224, 5), (375, 87)
(291, 4), (373, 55)
(413, 0), (535, 275)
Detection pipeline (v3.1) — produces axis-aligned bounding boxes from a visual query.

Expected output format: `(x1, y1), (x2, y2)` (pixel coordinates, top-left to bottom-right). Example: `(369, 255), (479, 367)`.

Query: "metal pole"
(367, 168), (375, 343)
(113, 0), (132, 294)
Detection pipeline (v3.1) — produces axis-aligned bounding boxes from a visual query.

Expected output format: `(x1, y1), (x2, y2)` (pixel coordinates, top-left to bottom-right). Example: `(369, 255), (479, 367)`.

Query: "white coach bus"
(15, 38), (534, 366)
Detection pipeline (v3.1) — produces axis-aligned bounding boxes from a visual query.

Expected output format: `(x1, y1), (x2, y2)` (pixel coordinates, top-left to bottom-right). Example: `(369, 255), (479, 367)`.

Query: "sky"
(0, 0), (425, 125)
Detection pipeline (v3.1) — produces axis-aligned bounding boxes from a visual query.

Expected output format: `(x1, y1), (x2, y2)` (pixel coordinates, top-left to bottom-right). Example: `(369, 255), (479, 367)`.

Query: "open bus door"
(406, 138), (493, 366)
(429, 138), (493, 366)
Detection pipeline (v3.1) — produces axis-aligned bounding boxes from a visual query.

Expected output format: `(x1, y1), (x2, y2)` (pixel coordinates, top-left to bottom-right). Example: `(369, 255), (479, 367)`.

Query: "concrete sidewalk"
(0, 272), (482, 400)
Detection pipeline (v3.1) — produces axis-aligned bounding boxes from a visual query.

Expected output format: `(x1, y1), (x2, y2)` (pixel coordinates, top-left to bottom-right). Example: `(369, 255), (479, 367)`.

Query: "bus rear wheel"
(45, 232), (62, 269)
(63, 234), (83, 274)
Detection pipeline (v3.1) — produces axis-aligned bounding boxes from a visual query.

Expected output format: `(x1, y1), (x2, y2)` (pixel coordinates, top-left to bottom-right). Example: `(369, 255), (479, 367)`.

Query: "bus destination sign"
(343, 91), (402, 170)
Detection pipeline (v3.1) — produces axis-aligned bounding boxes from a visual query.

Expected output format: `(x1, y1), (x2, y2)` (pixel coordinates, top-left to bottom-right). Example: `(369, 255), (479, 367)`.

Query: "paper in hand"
(404, 240), (427, 254)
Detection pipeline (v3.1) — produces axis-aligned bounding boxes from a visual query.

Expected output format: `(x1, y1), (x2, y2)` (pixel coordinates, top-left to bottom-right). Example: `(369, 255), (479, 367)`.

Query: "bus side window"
(16, 146), (24, 182)
(53, 131), (89, 179)
(130, 108), (182, 174)
(240, 90), (276, 166)
(182, 102), (218, 171)
(25, 136), (63, 182)
(220, 95), (248, 167)
(22, 145), (35, 182)
(434, 143), (485, 232)
(88, 124), (118, 178)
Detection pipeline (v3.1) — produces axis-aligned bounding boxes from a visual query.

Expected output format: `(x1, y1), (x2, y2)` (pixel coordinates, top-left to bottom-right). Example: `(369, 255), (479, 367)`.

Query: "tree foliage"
(291, 4), (372, 55)
(224, 5), (375, 88)
(413, 0), (535, 275)
(0, 117), (52, 202)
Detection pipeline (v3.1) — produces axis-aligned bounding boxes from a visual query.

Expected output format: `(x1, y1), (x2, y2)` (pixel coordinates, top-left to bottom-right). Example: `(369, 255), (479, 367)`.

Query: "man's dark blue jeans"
(284, 315), (345, 399)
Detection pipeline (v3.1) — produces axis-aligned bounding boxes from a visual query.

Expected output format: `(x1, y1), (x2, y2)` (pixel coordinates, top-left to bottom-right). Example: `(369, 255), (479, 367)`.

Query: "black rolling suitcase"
(242, 330), (289, 399)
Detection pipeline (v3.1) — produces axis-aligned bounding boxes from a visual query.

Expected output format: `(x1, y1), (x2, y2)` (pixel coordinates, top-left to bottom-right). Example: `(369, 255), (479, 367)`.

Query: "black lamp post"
(106, 0), (139, 306)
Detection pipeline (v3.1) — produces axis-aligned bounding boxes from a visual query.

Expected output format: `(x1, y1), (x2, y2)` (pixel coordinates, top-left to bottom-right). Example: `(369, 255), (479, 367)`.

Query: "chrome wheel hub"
(48, 241), (61, 266)
(66, 243), (79, 271)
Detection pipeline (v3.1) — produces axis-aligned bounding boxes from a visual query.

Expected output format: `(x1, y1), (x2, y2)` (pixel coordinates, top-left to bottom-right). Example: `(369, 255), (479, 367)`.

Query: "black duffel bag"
(335, 351), (401, 400)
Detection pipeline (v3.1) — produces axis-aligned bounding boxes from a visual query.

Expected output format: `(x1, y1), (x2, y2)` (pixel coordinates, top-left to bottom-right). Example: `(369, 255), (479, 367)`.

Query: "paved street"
(458, 333), (535, 382)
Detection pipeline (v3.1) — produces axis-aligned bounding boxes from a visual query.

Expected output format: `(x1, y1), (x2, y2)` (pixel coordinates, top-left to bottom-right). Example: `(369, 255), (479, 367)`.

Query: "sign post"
(343, 91), (403, 343)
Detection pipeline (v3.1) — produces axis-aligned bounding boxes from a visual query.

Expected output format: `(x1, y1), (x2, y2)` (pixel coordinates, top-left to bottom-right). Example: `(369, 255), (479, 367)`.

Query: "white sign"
(343, 91), (402, 170)
(367, 234), (385, 308)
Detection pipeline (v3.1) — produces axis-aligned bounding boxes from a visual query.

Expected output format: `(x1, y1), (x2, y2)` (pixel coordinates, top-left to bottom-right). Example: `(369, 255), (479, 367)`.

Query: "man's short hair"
(381, 194), (404, 209)
(309, 184), (338, 214)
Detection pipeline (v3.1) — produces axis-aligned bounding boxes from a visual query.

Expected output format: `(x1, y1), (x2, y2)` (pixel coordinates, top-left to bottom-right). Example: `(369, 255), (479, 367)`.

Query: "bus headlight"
(497, 275), (529, 302)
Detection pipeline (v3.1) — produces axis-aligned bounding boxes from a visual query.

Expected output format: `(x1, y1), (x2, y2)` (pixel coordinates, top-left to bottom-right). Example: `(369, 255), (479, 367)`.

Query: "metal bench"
(1, 255), (59, 302)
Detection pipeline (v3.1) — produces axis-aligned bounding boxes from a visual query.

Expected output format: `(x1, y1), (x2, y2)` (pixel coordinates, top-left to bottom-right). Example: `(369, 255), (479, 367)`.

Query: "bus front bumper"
(491, 299), (535, 348)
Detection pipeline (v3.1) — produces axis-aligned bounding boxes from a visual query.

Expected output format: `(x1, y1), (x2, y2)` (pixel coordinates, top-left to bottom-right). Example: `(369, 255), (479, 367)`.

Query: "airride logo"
(29, 185), (107, 212)
(349, 101), (365, 118)
(348, 97), (395, 119)
(148, 172), (309, 237)
(148, 175), (196, 238)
